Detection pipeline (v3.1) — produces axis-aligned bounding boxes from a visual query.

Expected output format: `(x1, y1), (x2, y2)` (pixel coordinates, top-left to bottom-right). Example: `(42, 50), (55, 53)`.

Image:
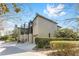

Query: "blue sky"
(15, 3), (77, 27)
(0, 3), (78, 34)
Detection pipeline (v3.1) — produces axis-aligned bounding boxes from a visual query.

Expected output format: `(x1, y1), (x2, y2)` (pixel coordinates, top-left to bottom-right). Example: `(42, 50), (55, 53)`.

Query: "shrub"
(54, 28), (77, 39)
(1, 35), (8, 40)
(5, 37), (15, 42)
(1, 35), (15, 42)
(35, 38), (50, 48)
(49, 41), (79, 56)
(35, 37), (79, 48)
(50, 41), (77, 49)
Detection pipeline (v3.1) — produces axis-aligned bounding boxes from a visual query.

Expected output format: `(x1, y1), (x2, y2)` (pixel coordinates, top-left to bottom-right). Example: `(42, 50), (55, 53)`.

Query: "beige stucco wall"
(33, 16), (58, 38)
(28, 34), (33, 43)
(33, 18), (39, 37)
(19, 34), (28, 42)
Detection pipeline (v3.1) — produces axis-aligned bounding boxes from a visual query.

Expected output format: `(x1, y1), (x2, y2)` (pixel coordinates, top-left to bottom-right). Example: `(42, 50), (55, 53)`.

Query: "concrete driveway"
(0, 41), (46, 56)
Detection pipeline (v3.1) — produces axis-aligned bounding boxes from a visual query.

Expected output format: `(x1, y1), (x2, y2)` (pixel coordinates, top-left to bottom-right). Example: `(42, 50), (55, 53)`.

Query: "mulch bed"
(47, 49), (79, 56)
(33, 47), (79, 56)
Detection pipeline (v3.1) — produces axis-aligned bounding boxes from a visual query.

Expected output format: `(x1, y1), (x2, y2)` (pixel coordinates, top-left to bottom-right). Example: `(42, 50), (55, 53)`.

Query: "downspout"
(32, 22), (33, 43)
(28, 23), (29, 43)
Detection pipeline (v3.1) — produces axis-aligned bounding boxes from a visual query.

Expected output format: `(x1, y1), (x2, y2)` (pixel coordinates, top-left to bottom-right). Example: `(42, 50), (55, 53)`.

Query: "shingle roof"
(57, 25), (61, 28)
(33, 13), (57, 24)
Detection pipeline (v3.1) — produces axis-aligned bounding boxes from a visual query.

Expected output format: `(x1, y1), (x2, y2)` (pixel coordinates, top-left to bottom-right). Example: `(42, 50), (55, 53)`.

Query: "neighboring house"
(18, 27), (29, 42)
(16, 14), (61, 43)
(13, 25), (29, 42)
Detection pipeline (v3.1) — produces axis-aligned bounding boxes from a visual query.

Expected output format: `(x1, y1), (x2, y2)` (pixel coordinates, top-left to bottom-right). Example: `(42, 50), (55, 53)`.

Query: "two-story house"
(28, 14), (61, 43)
(16, 14), (61, 43)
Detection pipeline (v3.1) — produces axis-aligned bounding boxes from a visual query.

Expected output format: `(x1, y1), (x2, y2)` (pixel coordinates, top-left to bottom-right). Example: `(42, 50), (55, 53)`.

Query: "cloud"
(4, 21), (14, 30)
(0, 20), (14, 31)
(44, 4), (66, 17)
(59, 12), (66, 16)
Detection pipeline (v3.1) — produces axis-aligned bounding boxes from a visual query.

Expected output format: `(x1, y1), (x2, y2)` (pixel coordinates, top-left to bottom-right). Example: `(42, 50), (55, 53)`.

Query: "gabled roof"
(57, 25), (61, 28)
(33, 13), (57, 24)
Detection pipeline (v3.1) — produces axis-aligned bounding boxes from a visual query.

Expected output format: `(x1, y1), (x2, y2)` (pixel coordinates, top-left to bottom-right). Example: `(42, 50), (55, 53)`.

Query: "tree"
(0, 3), (21, 31)
(0, 3), (21, 15)
(54, 28), (77, 39)
(63, 4), (79, 32)
(12, 25), (20, 40)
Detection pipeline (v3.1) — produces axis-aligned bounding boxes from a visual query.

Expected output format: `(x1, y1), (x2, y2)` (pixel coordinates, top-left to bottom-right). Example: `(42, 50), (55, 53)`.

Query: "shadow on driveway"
(0, 46), (26, 56)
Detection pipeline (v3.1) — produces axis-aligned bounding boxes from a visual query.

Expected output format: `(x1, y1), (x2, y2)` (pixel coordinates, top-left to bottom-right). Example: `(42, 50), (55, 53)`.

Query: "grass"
(50, 41), (79, 44)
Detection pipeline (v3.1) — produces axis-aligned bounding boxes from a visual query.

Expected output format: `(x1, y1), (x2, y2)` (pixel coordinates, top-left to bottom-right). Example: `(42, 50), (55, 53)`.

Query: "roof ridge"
(34, 13), (57, 24)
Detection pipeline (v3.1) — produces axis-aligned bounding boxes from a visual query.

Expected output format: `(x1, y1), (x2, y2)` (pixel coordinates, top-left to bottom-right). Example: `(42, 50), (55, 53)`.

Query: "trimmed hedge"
(49, 41), (79, 56)
(35, 38), (50, 48)
(50, 41), (78, 49)
(35, 38), (79, 48)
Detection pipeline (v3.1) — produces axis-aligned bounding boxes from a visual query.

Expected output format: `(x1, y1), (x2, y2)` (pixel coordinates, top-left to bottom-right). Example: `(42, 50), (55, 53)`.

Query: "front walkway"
(0, 41), (46, 56)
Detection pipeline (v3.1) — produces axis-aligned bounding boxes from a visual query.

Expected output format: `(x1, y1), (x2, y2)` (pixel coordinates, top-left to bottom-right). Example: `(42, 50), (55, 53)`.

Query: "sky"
(0, 3), (78, 35)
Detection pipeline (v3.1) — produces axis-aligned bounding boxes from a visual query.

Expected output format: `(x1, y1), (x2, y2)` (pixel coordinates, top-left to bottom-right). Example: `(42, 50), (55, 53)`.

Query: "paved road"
(0, 41), (46, 56)
(0, 46), (26, 55)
